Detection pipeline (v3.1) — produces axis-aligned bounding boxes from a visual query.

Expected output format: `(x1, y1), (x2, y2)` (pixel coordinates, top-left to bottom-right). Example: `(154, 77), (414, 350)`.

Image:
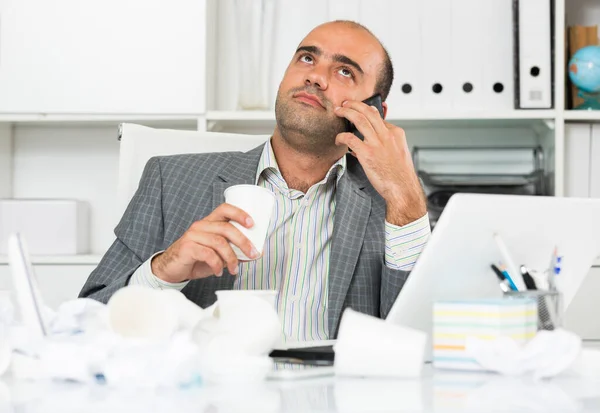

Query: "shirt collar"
(256, 139), (347, 186)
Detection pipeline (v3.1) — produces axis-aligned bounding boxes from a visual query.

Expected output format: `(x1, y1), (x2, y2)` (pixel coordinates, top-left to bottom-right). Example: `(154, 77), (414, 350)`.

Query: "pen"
(492, 233), (525, 291)
(547, 246), (558, 292)
(491, 263), (515, 292)
(520, 265), (538, 290)
(497, 263), (519, 291)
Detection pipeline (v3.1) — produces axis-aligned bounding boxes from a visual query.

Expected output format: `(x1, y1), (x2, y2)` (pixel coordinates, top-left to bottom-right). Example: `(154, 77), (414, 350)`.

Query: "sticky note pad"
(432, 298), (537, 371)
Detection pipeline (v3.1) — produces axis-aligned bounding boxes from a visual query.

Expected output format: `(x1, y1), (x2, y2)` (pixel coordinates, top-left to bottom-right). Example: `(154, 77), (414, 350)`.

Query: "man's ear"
(382, 101), (388, 119)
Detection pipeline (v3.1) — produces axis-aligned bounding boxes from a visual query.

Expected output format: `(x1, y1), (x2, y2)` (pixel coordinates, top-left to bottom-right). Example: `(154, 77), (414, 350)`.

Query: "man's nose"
(304, 67), (328, 90)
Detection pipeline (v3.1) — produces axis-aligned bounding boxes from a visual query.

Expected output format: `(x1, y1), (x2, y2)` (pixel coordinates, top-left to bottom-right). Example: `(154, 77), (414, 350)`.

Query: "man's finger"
(188, 221), (257, 263)
(341, 100), (387, 137)
(336, 132), (367, 154)
(186, 232), (242, 274)
(335, 106), (377, 142)
(191, 245), (225, 277)
(206, 203), (254, 228)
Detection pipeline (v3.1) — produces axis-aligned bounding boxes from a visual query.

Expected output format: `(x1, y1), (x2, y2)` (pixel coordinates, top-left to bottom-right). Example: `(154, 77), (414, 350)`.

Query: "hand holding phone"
(344, 94), (384, 141)
(334, 95), (428, 226)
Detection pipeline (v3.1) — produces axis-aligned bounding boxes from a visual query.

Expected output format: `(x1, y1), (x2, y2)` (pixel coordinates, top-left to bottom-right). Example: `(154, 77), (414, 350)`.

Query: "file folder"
(420, 0), (452, 111)
(513, 0), (553, 109)
(386, 0), (423, 113)
(483, 0), (515, 110)
(565, 124), (592, 197)
(450, 0), (486, 111)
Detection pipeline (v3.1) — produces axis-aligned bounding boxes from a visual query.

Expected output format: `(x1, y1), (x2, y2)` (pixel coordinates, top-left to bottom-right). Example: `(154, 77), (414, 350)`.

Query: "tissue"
(5, 286), (283, 388)
(101, 331), (203, 388)
(334, 308), (427, 378)
(50, 298), (109, 334)
(466, 328), (582, 379)
(568, 348), (600, 378)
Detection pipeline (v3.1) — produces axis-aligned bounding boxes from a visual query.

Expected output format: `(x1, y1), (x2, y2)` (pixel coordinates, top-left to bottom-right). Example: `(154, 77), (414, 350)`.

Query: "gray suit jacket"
(79, 145), (410, 337)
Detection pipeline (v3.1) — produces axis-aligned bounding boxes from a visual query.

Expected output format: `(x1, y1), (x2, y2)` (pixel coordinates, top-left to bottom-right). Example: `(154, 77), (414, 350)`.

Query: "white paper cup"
(334, 308), (427, 378)
(212, 290), (281, 355)
(224, 184), (276, 261)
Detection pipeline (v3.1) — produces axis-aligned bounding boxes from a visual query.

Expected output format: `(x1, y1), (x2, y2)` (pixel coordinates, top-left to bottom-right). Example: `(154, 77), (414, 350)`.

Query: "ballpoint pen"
(547, 246), (558, 292)
(520, 265), (538, 290)
(496, 263), (519, 291)
(492, 233), (526, 291)
(491, 264), (512, 293)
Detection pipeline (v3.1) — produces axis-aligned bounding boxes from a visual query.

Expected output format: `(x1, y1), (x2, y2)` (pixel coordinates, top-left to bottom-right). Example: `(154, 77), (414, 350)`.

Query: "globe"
(568, 45), (600, 109)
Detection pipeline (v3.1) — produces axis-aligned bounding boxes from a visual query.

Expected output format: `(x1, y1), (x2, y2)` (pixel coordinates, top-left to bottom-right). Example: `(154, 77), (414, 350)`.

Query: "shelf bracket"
(543, 119), (555, 130)
(206, 120), (218, 131)
(197, 116), (209, 132)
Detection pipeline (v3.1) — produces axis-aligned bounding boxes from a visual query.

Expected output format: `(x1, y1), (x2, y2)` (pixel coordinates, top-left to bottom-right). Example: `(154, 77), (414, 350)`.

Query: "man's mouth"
(293, 92), (325, 109)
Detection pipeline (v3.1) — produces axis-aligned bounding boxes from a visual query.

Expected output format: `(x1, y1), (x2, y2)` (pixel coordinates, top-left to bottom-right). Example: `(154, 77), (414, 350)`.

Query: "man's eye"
(300, 55), (313, 64)
(339, 68), (353, 78)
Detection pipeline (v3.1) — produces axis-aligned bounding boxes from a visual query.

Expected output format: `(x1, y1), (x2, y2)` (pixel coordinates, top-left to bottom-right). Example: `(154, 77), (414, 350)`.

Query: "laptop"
(385, 193), (600, 357)
(7, 233), (48, 338)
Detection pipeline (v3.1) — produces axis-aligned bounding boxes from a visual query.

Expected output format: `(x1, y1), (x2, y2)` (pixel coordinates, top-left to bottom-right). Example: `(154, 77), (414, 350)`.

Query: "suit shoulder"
(153, 151), (235, 170)
(157, 152), (239, 176)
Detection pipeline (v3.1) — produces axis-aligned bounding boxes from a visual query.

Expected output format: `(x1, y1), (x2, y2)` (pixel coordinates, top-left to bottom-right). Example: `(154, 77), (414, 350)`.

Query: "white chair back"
(117, 123), (269, 220)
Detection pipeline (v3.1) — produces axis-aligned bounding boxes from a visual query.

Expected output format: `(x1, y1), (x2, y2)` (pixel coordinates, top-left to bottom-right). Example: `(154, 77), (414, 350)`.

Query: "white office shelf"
(0, 110), (559, 129)
(564, 110), (600, 122)
(0, 113), (201, 128)
(206, 110), (557, 131)
(0, 254), (102, 265)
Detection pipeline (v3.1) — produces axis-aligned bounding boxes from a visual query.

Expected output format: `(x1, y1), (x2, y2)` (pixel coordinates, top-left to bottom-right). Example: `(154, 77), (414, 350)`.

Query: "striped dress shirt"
(130, 140), (431, 341)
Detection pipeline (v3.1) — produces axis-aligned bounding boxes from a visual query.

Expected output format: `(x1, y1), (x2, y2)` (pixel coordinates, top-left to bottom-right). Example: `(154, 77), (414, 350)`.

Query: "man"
(80, 20), (430, 340)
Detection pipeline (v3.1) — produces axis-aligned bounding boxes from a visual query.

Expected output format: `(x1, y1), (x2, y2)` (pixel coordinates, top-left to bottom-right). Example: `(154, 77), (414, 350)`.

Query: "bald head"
(274, 19), (395, 156)
(309, 20), (394, 101)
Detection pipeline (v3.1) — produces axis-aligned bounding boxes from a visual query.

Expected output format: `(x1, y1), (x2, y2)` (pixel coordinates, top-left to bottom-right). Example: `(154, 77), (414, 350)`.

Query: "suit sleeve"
(379, 266), (410, 319)
(379, 214), (432, 319)
(79, 157), (165, 303)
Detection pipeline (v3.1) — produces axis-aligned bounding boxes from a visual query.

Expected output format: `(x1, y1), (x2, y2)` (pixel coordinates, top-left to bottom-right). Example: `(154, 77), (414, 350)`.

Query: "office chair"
(116, 123), (270, 221)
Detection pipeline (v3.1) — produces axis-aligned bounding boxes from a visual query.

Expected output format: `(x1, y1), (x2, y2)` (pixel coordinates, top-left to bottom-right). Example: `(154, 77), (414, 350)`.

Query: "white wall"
(0, 0), (207, 114)
(12, 126), (120, 254)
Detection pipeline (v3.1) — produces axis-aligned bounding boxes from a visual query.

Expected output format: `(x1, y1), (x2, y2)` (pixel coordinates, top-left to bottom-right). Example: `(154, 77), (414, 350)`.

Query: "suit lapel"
(208, 146), (371, 337)
(328, 160), (371, 337)
(211, 145), (264, 211)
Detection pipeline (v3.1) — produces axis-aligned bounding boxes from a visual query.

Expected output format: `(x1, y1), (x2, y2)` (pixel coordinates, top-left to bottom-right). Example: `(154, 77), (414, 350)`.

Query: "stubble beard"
(274, 86), (347, 156)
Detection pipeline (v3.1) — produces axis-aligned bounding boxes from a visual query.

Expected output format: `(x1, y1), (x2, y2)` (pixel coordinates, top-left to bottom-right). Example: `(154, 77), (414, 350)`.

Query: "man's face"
(275, 23), (384, 153)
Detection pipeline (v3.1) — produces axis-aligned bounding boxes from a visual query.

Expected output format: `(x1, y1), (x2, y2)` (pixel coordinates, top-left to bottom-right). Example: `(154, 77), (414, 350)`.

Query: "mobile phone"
(344, 93), (384, 141)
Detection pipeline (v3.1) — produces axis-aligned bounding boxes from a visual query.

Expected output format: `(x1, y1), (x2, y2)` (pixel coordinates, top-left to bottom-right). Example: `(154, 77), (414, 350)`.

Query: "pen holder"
(504, 290), (562, 331)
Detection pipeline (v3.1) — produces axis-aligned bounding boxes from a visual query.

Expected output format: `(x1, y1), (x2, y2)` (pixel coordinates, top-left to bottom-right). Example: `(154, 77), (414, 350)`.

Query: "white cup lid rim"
(224, 184), (276, 199)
